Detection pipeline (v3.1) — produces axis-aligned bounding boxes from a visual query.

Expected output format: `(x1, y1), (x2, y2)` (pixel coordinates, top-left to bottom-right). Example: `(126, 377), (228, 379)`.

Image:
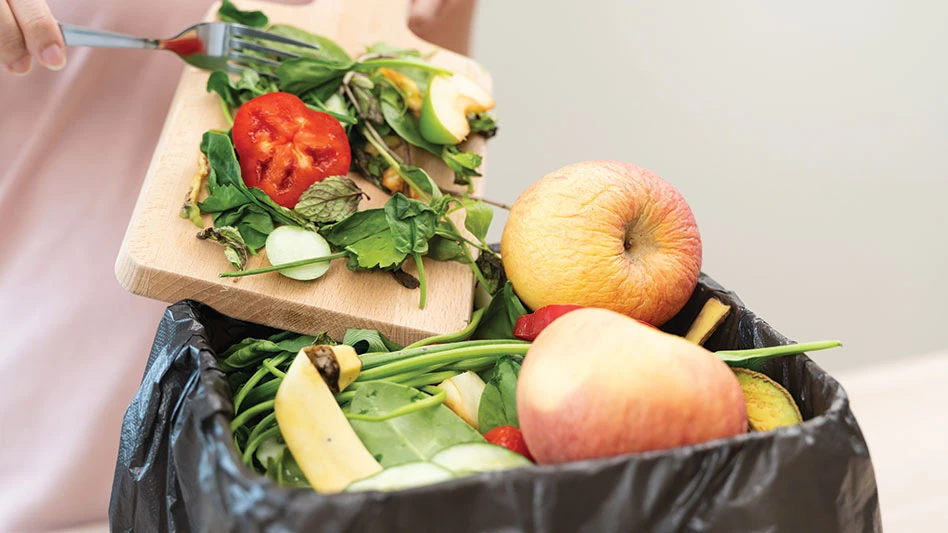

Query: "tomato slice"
(232, 92), (351, 208)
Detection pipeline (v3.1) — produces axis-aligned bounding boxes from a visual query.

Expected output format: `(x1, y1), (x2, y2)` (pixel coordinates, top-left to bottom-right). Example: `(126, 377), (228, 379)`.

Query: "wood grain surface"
(115, 0), (492, 344)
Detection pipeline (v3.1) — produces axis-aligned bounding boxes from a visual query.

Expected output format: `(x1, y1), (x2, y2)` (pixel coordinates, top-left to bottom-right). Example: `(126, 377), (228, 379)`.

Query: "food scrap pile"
(196, 2), (843, 495)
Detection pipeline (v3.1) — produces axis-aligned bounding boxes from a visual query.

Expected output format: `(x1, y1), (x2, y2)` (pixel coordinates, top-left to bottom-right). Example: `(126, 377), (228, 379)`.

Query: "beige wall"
(469, 0), (948, 374)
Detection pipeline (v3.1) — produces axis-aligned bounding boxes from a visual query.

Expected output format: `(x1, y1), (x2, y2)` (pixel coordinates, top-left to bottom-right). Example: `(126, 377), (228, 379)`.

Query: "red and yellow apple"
(517, 308), (747, 464)
(500, 161), (702, 326)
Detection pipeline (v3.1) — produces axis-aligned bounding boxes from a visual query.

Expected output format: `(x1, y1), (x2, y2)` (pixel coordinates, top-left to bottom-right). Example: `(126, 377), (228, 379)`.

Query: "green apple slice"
(419, 74), (495, 145)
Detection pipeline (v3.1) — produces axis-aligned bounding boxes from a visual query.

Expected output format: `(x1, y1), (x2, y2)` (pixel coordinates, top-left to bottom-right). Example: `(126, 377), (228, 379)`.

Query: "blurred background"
(470, 0), (948, 377)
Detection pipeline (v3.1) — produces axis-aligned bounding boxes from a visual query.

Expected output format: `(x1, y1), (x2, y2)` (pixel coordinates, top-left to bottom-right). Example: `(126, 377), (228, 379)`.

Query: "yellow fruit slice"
(684, 297), (732, 345)
(274, 345), (381, 493)
(733, 368), (803, 432)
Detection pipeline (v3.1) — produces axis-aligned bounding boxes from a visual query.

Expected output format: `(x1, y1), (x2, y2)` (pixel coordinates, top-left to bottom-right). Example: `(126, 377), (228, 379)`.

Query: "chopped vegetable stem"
(716, 340), (842, 365)
(357, 344), (530, 381)
(359, 339), (529, 370)
(413, 252), (427, 309)
(403, 307), (485, 350)
(230, 399), (276, 431)
(220, 251), (348, 278)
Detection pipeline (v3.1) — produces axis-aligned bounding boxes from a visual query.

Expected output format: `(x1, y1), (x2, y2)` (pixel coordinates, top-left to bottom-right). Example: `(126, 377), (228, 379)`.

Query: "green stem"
(400, 371), (460, 389)
(344, 386), (446, 421)
(233, 352), (289, 412)
(220, 251), (349, 278)
(220, 99), (234, 127)
(443, 355), (501, 372)
(361, 127), (434, 203)
(404, 307), (485, 350)
(356, 58), (452, 76)
(413, 252), (427, 309)
(716, 340), (842, 366)
(359, 339), (529, 370)
(263, 359), (286, 379)
(435, 230), (495, 255)
(441, 218), (492, 287)
(242, 425), (281, 465)
(230, 400), (275, 431)
(357, 344), (530, 381)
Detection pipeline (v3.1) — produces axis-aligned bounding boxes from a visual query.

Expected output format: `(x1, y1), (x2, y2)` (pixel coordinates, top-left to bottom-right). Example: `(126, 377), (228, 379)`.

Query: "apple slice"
(419, 74), (495, 145)
(437, 371), (487, 429)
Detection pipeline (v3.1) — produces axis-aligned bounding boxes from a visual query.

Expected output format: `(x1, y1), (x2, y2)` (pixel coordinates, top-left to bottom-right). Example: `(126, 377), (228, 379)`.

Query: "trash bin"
(109, 274), (882, 532)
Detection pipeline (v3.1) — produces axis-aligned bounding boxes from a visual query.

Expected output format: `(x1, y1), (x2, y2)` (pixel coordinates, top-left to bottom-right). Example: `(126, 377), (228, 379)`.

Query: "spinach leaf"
(426, 235), (468, 263)
(293, 176), (366, 224)
(442, 146), (483, 186)
(380, 87), (440, 156)
(274, 334), (318, 353)
(343, 329), (402, 354)
(347, 382), (483, 467)
(267, 24), (352, 63)
(196, 226), (249, 270)
(198, 184), (247, 213)
(459, 197), (492, 244)
(473, 281), (529, 340)
(207, 69), (275, 110)
(468, 112), (498, 139)
(201, 131), (243, 190)
(218, 0), (268, 28)
(321, 209), (404, 270)
(384, 193), (438, 255)
(213, 203), (275, 252)
(276, 57), (353, 96)
(219, 339), (285, 371)
(477, 356), (522, 433)
(247, 187), (312, 228)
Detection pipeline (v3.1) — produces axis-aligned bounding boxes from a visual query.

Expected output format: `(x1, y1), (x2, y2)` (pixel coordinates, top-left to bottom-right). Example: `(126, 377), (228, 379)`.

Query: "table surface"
(55, 350), (948, 533)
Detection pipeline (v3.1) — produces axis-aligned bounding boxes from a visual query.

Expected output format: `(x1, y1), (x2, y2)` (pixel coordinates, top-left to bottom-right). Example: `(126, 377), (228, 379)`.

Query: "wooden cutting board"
(116, 0), (492, 345)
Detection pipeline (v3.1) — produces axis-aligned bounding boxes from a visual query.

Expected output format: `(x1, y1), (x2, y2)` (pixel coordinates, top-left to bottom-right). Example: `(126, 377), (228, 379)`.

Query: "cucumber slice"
(430, 442), (532, 475)
(264, 226), (333, 281)
(344, 462), (455, 492)
(254, 437), (285, 467)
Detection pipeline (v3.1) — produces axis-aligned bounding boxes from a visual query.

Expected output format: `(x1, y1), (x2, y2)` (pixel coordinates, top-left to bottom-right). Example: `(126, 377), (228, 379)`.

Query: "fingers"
(8, 0), (65, 71)
(409, 0), (443, 34)
(0, 0), (30, 74)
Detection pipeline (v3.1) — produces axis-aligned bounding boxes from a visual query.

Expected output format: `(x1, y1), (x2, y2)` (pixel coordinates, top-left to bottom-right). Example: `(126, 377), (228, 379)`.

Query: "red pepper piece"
(483, 425), (534, 462)
(513, 304), (584, 341)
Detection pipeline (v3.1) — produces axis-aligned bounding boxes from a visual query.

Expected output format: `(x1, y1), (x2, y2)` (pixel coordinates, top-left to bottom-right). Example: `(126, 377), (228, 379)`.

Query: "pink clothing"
(0, 0), (299, 530)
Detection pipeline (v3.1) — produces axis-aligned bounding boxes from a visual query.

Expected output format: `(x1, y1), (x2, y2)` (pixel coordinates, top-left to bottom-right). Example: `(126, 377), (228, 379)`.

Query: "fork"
(59, 21), (320, 75)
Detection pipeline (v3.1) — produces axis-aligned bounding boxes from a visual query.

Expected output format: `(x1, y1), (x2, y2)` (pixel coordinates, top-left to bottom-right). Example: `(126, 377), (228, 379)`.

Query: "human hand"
(1, 0), (65, 75)
(408, 0), (477, 55)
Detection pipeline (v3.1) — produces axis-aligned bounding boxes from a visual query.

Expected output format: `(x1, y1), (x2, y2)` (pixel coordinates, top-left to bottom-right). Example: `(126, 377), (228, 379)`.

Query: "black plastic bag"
(110, 274), (882, 532)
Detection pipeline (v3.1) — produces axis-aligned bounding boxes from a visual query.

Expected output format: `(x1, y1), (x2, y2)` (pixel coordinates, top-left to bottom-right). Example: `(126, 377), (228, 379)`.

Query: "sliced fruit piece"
(733, 368), (803, 432)
(264, 226), (333, 281)
(437, 371), (487, 430)
(419, 74), (495, 145)
(344, 462), (455, 492)
(274, 346), (381, 493)
(430, 442), (532, 476)
(684, 297), (732, 345)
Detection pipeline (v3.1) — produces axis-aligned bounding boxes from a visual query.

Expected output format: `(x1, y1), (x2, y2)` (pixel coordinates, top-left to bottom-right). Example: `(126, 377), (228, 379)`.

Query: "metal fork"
(59, 21), (320, 75)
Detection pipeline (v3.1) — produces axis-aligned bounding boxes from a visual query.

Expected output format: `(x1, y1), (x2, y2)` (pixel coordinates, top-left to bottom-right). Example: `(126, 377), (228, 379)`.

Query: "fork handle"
(59, 23), (159, 49)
